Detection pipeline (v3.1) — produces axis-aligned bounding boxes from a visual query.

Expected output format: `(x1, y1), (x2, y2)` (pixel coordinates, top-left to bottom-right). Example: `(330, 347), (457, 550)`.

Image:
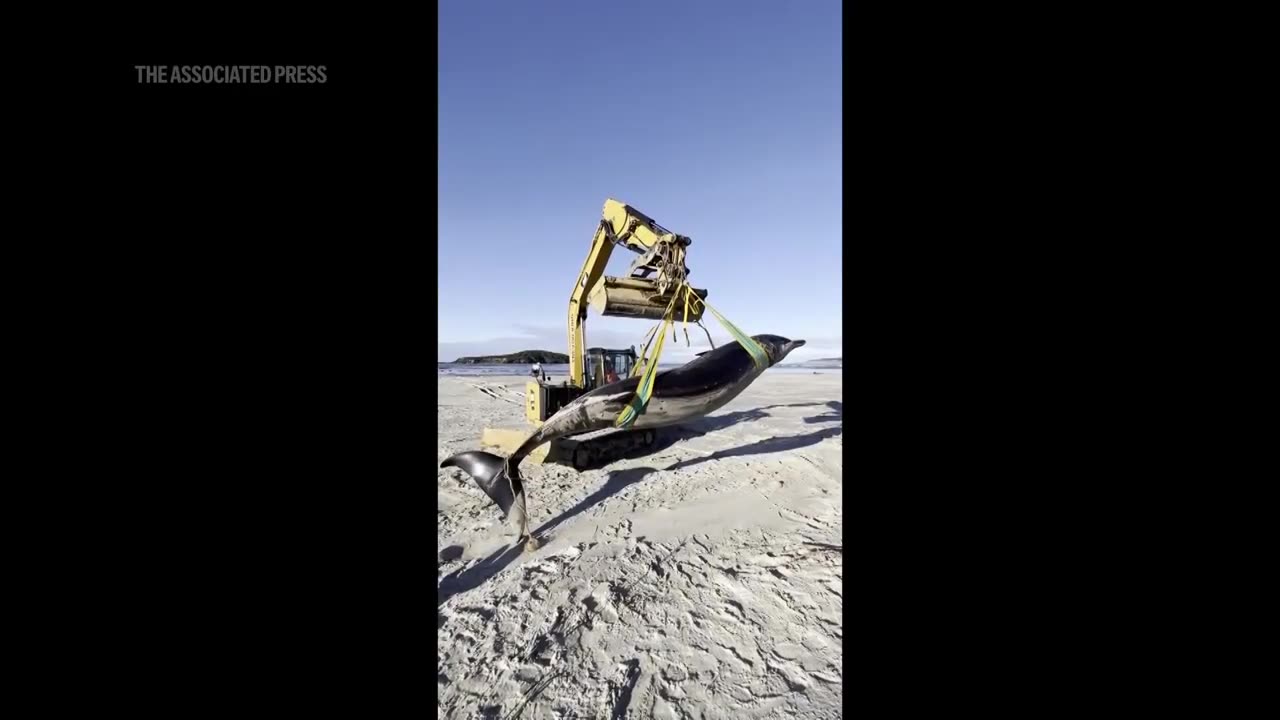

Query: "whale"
(440, 334), (806, 550)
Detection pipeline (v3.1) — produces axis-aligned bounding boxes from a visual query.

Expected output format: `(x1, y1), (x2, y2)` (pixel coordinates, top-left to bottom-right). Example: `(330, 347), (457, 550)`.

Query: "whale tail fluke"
(441, 451), (533, 546)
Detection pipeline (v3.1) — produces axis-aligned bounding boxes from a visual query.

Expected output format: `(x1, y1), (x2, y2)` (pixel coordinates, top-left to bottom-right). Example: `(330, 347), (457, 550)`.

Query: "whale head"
(751, 335), (807, 367)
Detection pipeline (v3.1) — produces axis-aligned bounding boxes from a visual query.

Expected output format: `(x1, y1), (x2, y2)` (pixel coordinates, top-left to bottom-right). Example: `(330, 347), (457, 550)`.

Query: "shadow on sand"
(666, 423), (844, 471)
(642, 401), (832, 453)
(529, 401), (845, 540)
(438, 402), (842, 606)
(562, 402), (829, 471)
(437, 466), (661, 607)
(803, 400), (843, 424)
(438, 541), (525, 607)
(532, 466), (659, 538)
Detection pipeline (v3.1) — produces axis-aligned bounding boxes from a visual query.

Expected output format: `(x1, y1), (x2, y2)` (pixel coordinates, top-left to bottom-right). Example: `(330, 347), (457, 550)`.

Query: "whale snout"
(768, 338), (806, 363)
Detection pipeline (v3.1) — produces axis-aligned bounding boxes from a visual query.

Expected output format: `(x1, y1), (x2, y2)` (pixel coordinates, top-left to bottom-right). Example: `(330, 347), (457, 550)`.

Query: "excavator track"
(548, 428), (658, 471)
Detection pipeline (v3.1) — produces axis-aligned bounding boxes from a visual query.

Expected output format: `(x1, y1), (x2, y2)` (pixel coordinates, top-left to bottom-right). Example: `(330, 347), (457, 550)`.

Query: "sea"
(437, 362), (839, 377)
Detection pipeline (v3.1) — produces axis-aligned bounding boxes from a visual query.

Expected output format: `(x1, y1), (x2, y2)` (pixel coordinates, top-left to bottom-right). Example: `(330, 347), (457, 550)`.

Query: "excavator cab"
(583, 347), (637, 390)
(525, 346), (638, 425)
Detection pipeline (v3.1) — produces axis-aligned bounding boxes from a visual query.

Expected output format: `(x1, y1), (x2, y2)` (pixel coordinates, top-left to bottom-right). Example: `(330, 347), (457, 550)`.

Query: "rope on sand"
(468, 382), (522, 405)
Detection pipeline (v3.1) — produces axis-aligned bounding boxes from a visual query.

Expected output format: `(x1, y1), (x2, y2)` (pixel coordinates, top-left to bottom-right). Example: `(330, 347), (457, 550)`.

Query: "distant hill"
(452, 350), (569, 365)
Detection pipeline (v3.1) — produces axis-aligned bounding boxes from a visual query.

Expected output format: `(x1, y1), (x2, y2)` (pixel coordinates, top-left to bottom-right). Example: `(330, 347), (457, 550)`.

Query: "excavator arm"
(484, 199), (712, 471)
(566, 199), (707, 387)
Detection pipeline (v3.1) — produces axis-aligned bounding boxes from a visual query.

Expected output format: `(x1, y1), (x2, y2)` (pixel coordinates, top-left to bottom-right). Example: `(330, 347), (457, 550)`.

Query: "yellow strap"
(681, 284), (691, 345)
(615, 313), (672, 428)
(616, 286), (682, 428)
(615, 282), (766, 428)
(633, 323), (660, 377)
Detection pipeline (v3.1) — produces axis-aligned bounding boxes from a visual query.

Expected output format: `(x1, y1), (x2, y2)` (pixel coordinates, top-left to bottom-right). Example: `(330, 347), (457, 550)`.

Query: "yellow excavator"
(481, 199), (709, 469)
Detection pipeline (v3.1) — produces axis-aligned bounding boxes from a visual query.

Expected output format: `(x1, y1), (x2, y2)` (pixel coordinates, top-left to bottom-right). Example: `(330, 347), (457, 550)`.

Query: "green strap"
(697, 293), (768, 369)
(710, 307), (767, 368)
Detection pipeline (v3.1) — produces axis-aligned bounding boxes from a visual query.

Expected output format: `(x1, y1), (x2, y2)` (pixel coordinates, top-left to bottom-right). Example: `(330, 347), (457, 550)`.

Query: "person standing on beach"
(530, 362), (544, 381)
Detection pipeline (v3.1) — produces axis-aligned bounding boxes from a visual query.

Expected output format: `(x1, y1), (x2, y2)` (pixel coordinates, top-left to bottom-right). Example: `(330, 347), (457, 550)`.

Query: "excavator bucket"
(480, 427), (591, 466)
(481, 427), (552, 463)
(588, 277), (708, 322)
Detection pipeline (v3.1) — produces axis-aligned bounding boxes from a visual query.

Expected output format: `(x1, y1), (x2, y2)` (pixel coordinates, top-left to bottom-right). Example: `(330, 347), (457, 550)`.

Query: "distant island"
(452, 350), (570, 365)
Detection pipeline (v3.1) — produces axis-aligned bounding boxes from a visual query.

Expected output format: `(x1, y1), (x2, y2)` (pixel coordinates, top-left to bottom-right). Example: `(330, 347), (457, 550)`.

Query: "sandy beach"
(437, 371), (843, 718)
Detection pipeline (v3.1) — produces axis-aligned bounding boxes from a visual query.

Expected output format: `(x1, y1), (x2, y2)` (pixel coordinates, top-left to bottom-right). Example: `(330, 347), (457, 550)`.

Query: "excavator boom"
(483, 199), (710, 471)
(567, 199), (706, 387)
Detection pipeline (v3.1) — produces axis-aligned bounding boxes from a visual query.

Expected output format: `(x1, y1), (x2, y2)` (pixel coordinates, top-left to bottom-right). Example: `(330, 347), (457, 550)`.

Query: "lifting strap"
(615, 292), (679, 428)
(683, 285), (768, 370)
(614, 282), (767, 429)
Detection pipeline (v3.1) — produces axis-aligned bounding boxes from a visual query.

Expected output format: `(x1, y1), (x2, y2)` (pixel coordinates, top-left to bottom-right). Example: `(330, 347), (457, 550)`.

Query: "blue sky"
(439, 0), (841, 362)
